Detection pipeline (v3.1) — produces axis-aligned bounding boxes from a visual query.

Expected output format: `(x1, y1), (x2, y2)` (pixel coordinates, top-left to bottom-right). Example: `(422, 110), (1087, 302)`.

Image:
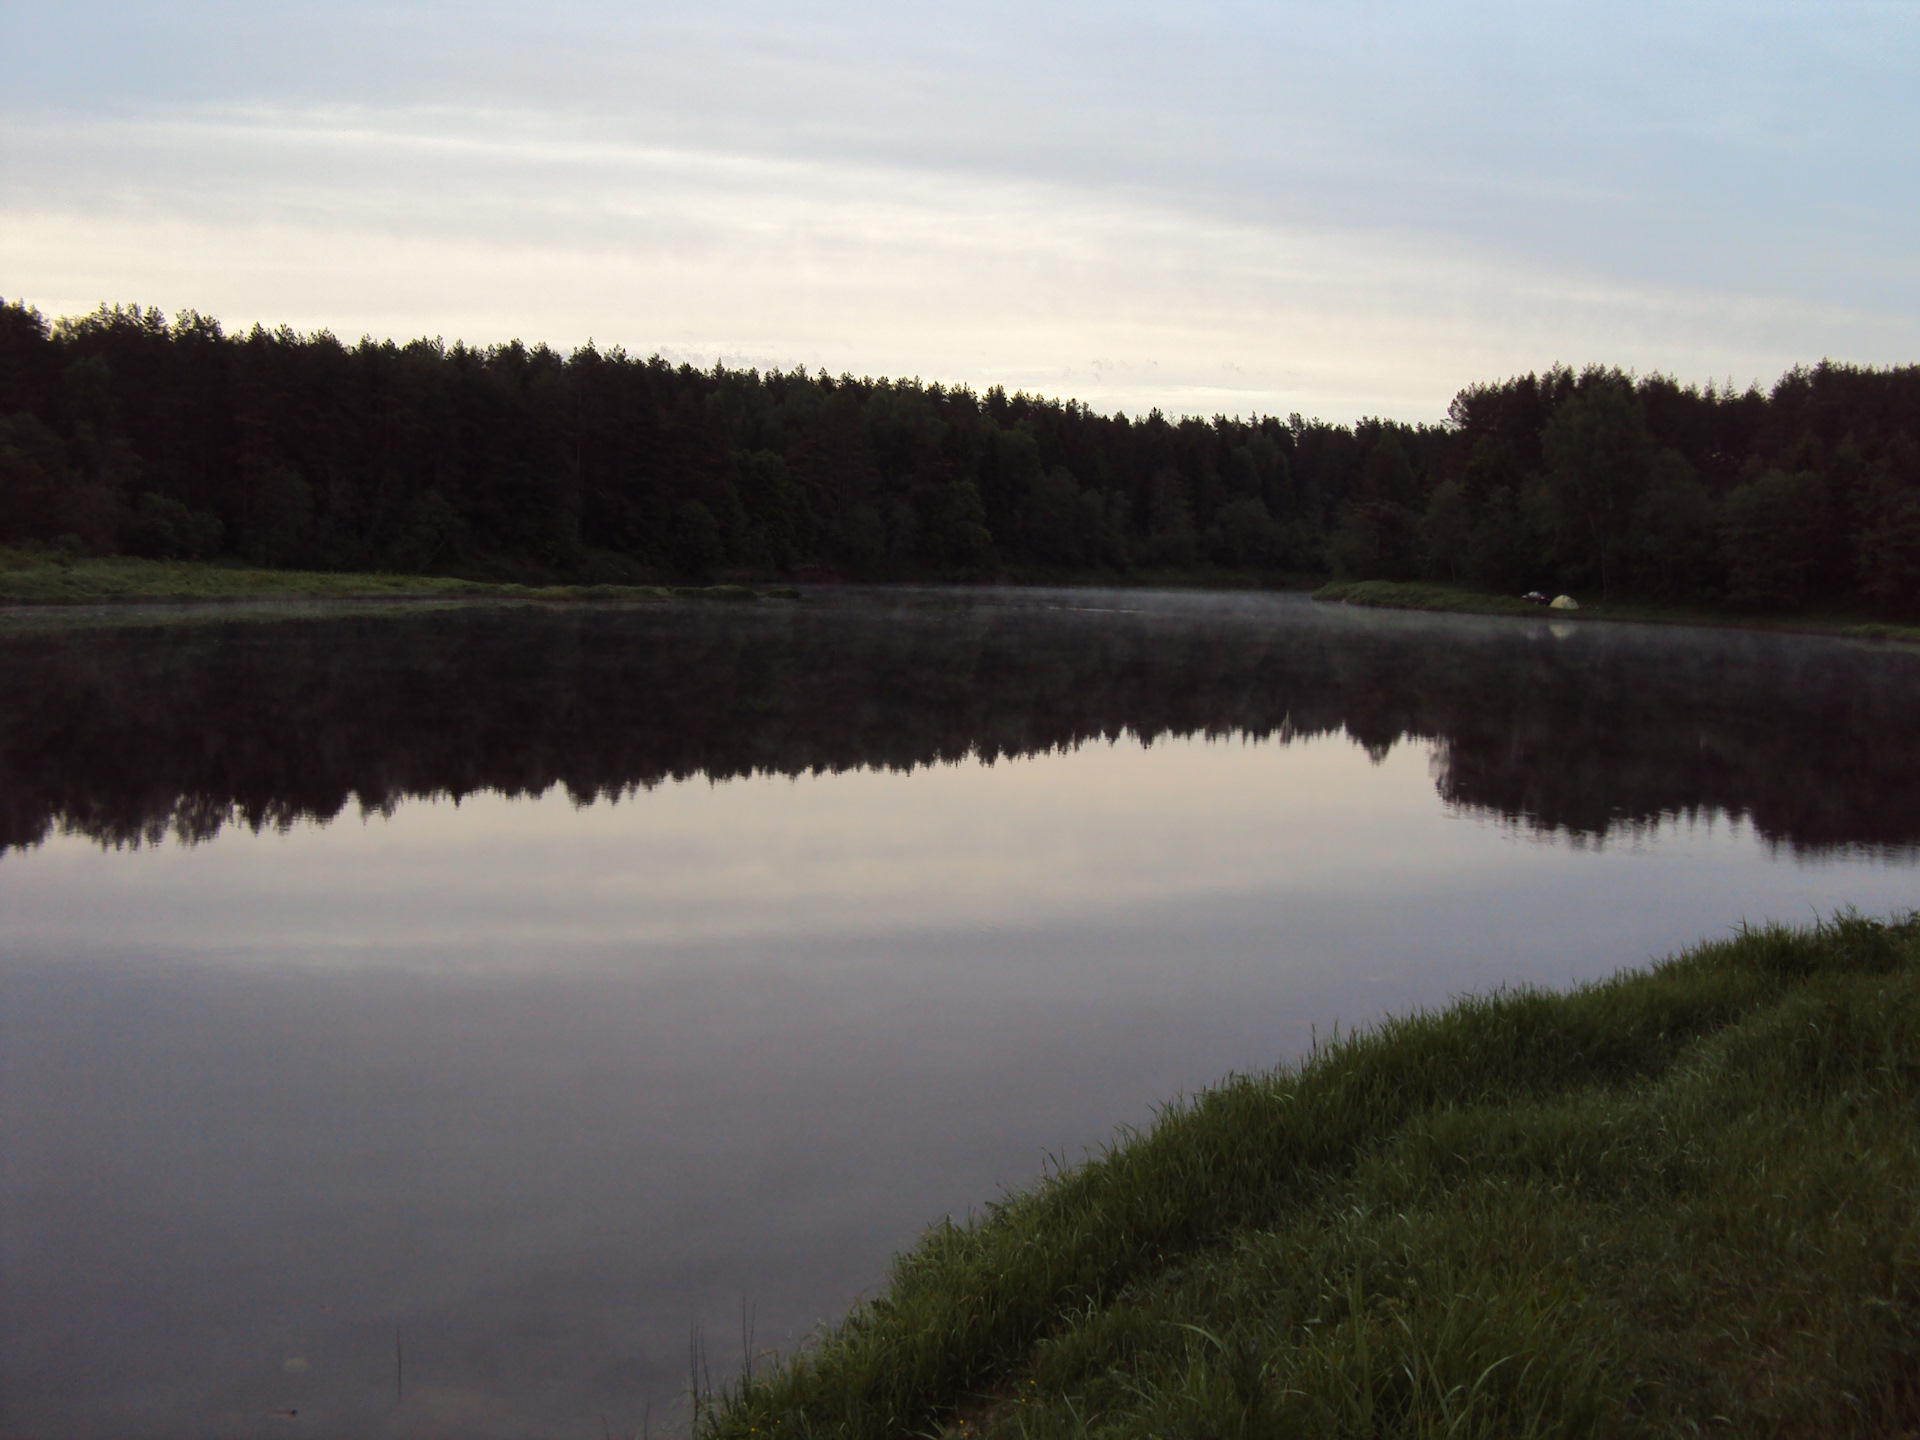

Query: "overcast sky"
(4, 1), (1915, 419)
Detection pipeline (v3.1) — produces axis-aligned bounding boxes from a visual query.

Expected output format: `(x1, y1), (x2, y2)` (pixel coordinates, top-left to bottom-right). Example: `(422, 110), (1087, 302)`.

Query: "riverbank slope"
(713, 913), (1920, 1439)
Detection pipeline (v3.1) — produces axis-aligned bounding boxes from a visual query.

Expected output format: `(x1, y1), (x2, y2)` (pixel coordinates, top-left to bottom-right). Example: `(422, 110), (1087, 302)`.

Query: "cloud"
(8, 104), (1910, 419)
(4, 3), (1916, 416)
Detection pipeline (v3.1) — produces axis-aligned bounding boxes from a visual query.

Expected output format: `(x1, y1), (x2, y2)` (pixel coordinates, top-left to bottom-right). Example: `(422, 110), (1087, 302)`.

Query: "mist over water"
(3, 590), (1916, 1438)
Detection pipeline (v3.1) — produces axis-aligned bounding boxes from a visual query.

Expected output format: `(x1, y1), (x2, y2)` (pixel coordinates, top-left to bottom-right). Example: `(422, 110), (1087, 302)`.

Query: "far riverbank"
(1314, 577), (1920, 644)
(0, 548), (794, 609)
(9, 549), (1919, 652)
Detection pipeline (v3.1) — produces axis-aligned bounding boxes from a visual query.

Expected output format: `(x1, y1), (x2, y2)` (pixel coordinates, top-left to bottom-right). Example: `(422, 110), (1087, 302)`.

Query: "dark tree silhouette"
(2, 301), (1918, 612)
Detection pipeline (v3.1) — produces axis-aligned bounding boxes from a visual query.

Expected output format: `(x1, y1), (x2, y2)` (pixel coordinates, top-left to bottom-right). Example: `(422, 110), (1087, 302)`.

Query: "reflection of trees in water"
(2, 597), (1917, 856)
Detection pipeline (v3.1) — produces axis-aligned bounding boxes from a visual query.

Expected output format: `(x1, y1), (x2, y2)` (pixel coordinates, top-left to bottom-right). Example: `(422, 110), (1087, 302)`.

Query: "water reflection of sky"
(8, 733), (1910, 959)
(4, 634), (1919, 1438)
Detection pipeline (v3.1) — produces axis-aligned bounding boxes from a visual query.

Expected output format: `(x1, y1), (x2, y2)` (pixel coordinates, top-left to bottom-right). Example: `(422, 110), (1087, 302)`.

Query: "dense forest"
(5, 597), (1917, 857)
(3, 299), (1919, 612)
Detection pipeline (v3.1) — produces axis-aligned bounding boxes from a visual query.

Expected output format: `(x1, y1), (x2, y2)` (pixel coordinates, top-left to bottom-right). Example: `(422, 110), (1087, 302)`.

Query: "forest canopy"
(3, 299), (1918, 613)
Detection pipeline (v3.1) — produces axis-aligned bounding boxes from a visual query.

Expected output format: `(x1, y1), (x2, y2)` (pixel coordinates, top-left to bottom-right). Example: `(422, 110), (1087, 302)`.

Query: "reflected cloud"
(4, 590), (1917, 1439)
(0, 737), (1498, 954)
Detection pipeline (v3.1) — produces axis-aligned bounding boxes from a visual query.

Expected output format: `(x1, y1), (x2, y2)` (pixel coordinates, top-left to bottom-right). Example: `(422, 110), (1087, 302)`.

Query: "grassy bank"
(0, 549), (794, 608)
(0, 547), (1325, 608)
(713, 914), (1920, 1439)
(1313, 578), (1920, 644)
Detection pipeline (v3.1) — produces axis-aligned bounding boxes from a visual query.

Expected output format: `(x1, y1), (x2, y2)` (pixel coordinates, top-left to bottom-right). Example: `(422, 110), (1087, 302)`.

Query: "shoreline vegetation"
(0, 548), (794, 609)
(1313, 578), (1920, 644)
(3, 299), (1919, 627)
(9, 548), (1920, 651)
(708, 914), (1920, 1440)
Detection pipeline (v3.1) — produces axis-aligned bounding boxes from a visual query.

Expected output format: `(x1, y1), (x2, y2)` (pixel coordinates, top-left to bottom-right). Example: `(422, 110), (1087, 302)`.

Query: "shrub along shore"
(709, 914), (1920, 1439)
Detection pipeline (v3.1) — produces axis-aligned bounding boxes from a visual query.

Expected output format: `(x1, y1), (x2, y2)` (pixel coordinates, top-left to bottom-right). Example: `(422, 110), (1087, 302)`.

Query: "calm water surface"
(3, 589), (1916, 1438)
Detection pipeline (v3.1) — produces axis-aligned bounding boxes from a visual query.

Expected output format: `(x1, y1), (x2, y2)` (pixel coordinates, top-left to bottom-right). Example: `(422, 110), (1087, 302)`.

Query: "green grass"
(1313, 579), (1920, 644)
(0, 549), (796, 609)
(711, 913), (1920, 1439)
(1314, 579), (1554, 618)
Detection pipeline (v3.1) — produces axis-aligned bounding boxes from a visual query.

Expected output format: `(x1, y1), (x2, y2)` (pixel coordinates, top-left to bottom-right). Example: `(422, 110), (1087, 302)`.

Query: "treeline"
(5, 597), (1918, 857)
(2, 299), (1918, 611)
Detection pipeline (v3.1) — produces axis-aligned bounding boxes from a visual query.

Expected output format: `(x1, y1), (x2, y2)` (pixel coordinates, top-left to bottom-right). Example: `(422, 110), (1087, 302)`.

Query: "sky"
(3, 0), (1916, 420)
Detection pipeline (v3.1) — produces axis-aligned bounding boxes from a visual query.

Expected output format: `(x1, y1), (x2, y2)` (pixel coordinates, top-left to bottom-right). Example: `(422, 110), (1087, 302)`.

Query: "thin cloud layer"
(5, 1), (1915, 418)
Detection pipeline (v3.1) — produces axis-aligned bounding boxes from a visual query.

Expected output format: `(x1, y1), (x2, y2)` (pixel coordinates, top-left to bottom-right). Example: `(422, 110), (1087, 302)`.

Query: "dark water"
(2, 589), (1916, 1439)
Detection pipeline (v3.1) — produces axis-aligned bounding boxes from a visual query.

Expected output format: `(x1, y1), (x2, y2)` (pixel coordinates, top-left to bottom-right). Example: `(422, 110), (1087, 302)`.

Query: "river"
(3, 588), (1916, 1438)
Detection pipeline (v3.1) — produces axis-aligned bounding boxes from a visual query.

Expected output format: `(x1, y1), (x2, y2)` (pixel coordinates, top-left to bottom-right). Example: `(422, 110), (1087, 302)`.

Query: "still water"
(3, 589), (1917, 1438)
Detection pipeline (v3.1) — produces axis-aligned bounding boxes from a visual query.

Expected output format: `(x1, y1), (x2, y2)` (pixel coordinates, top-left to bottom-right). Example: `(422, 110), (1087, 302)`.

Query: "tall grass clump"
(710, 913), (1920, 1439)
